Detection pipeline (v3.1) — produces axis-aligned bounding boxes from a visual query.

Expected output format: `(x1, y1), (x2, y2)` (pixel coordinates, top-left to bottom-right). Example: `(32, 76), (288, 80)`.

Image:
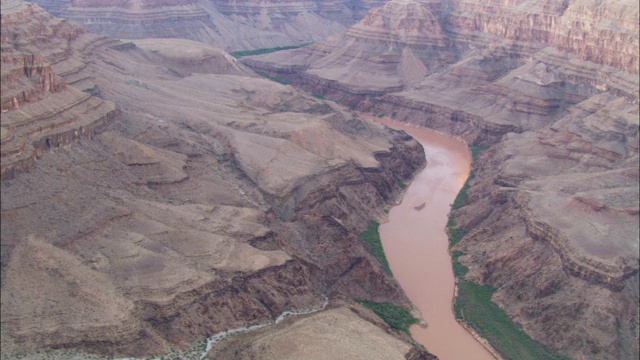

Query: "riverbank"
(362, 113), (497, 360)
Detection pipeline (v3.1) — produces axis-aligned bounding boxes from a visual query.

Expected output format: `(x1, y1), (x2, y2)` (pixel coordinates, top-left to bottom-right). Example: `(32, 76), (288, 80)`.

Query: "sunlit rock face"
(1, 1), (430, 358)
(445, 0), (639, 74)
(244, 1), (639, 359)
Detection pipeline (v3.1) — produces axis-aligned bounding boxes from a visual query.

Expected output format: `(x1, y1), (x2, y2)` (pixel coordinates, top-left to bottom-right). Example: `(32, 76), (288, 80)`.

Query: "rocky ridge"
(1, 3), (119, 180)
(29, 0), (389, 51)
(246, 0), (457, 93)
(1, 2), (431, 359)
(244, 0), (639, 359)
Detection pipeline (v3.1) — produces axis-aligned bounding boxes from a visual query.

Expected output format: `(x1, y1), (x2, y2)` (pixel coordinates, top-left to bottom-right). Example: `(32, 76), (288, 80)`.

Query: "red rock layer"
(1, 3), (119, 181)
(446, 0), (639, 74)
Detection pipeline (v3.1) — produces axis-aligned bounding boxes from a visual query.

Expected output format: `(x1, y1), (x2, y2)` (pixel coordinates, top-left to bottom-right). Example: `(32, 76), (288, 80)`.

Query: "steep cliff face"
(454, 118), (638, 358)
(445, 0), (639, 74)
(212, 0), (356, 24)
(245, 1), (639, 359)
(0, 54), (65, 111)
(1, 2), (431, 358)
(34, 0), (232, 47)
(1, 3), (119, 181)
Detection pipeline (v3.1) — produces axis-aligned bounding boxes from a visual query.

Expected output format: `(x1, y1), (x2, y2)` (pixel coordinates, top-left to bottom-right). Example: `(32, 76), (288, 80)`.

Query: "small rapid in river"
(368, 115), (496, 360)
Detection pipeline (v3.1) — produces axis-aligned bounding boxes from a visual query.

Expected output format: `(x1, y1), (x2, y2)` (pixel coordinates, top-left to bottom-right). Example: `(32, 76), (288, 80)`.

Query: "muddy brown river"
(368, 115), (496, 360)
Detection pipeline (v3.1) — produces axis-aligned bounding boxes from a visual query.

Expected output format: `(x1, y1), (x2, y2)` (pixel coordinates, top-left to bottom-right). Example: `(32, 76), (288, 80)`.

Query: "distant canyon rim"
(1, 1), (639, 360)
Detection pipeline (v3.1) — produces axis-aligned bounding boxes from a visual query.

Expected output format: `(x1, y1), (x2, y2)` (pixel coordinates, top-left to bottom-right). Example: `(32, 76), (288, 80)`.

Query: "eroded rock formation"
(29, 0), (388, 51)
(246, 0), (457, 93)
(1, 1), (430, 358)
(246, 0), (639, 359)
(1, 2), (119, 181)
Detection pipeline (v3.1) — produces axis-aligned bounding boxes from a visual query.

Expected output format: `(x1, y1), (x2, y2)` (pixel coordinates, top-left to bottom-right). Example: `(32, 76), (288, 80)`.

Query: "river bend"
(370, 115), (496, 360)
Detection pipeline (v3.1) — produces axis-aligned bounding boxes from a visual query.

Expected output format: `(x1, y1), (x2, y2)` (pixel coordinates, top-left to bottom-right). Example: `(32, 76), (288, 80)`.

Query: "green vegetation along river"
(367, 114), (497, 360)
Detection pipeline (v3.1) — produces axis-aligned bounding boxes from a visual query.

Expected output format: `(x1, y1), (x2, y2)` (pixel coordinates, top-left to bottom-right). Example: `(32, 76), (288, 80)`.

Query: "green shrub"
(255, 71), (290, 85)
(230, 43), (311, 58)
(469, 144), (488, 163)
(447, 216), (468, 249)
(455, 280), (570, 360)
(359, 221), (392, 275)
(450, 250), (468, 277)
(355, 299), (418, 334)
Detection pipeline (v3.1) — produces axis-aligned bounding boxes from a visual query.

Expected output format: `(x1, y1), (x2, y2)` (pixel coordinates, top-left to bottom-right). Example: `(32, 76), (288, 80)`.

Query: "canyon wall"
(1, 2), (432, 359)
(445, 0), (639, 74)
(245, 1), (639, 359)
(3, 0), (638, 358)
(1, 5), (120, 181)
(29, 0), (389, 51)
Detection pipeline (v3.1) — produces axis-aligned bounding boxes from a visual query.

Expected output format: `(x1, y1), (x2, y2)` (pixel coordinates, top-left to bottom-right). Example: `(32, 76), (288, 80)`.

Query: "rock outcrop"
(245, 1), (639, 359)
(246, 0), (457, 93)
(1, 2), (119, 181)
(1, 2), (431, 359)
(445, 0), (639, 74)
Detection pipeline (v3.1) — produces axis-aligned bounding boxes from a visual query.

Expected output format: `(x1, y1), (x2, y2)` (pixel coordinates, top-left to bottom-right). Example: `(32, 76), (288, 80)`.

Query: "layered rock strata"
(244, 0), (639, 359)
(1, 2), (430, 359)
(445, 0), (639, 75)
(1, 5), (119, 181)
(29, 0), (389, 51)
(247, 0), (457, 93)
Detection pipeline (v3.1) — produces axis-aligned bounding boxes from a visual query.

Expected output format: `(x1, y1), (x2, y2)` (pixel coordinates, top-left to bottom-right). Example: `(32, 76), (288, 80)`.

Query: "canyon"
(29, 0), (388, 51)
(245, 0), (639, 359)
(1, 1), (432, 359)
(1, 0), (638, 360)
